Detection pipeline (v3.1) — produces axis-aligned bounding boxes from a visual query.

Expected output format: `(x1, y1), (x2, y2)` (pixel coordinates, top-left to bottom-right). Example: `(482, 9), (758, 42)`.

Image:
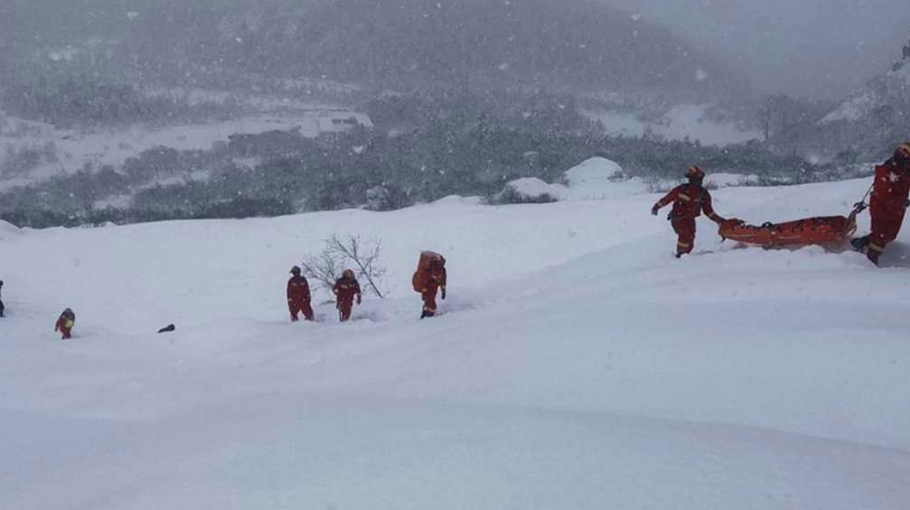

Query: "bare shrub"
(300, 234), (388, 298)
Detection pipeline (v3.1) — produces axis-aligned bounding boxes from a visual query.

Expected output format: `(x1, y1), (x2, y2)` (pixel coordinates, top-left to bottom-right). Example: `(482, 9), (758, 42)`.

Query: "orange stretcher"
(719, 212), (858, 248)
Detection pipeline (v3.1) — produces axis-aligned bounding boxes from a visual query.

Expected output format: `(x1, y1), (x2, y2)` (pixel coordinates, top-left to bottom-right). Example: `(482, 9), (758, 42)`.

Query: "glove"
(441, 288), (447, 300)
(651, 206), (659, 216)
(356, 295), (362, 305)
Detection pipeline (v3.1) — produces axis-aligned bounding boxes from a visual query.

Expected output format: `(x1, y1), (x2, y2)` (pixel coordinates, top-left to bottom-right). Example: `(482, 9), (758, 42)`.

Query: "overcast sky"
(601, 0), (910, 100)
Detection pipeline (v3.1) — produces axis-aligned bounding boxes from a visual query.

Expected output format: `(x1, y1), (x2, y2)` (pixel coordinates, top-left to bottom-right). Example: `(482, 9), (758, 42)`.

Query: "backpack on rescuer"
(412, 251), (445, 292)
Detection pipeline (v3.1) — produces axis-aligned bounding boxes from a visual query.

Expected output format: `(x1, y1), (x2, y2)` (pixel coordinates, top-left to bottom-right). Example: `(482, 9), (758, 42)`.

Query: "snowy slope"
(0, 108), (371, 190)
(584, 104), (761, 146)
(1, 178), (909, 509)
(789, 61), (910, 160)
(503, 158), (757, 202)
(821, 64), (910, 124)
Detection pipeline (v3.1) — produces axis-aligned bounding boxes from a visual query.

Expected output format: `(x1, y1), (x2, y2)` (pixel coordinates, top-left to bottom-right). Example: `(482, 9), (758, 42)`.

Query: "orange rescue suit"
(420, 266), (447, 315)
(653, 183), (726, 255)
(868, 158), (910, 258)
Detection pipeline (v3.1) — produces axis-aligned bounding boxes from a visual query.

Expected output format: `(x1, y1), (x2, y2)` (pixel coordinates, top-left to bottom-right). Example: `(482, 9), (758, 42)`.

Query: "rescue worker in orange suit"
(652, 165), (728, 258)
(287, 265), (314, 322)
(851, 142), (910, 265)
(419, 259), (447, 319)
(332, 269), (362, 322)
(54, 308), (76, 339)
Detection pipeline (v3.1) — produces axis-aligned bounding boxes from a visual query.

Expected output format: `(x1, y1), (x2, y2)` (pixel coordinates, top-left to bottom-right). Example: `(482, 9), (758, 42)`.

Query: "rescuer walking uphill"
(287, 265), (314, 322)
(851, 142), (910, 265)
(412, 251), (447, 319)
(652, 166), (729, 258)
(332, 269), (362, 322)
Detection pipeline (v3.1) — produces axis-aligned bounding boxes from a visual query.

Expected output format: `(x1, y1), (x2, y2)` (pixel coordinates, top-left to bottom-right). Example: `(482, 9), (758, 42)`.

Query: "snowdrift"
(499, 157), (756, 204)
(1, 177), (909, 509)
(498, 157), (647, 202)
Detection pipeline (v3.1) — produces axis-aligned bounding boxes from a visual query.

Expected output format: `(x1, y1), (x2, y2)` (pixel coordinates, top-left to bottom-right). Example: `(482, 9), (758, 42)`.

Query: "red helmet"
(686, 165), (705, 180)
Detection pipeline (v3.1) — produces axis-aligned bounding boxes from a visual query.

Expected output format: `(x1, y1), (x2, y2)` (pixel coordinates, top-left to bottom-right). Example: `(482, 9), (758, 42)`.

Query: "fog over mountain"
(2, 0), (908, 227)
(600, 0), (910, 100)
(0, 0), (748, 102)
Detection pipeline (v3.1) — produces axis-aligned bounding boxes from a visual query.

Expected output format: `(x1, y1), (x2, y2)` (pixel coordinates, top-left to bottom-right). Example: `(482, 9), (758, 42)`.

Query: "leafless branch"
(300, 234), (388, 299)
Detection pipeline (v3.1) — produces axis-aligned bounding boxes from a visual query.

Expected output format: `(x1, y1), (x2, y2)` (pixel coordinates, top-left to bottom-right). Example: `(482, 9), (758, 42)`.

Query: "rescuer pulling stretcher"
(850, 142), (910, 265)
(719, 142), (910, 260)
(652, 165), (734, 258)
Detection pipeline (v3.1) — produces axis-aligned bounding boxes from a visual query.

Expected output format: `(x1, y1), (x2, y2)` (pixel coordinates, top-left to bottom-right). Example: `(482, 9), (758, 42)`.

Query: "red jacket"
(287, 275), (311, 303)
(333, 277), (361, 306)
(654, 183), (725, 222)
(870, 158), (910, 220)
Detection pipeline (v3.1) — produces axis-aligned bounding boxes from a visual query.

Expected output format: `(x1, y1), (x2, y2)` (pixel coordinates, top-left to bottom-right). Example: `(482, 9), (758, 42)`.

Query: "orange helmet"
(686, 165), (705, 180)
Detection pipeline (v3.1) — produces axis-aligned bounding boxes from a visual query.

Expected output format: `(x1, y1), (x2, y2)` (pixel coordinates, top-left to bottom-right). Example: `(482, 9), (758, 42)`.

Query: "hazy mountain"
(598, 0), (910, 101)
(774, 44), (910, 161)
(1, 0), (750, 107)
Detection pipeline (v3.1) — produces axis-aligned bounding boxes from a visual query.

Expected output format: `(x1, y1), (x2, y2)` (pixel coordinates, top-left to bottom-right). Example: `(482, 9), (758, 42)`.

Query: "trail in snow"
(1, 174), (909, 509)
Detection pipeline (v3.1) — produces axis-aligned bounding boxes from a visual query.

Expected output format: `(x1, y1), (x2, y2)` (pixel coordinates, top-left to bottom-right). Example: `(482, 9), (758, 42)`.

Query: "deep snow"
(1, 173), (909, 509)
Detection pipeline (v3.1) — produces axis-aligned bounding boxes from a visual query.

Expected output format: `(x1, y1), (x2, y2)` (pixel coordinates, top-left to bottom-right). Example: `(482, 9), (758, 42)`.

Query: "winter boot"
(851, 235), (871, 252)
(867, 248), (883, 266)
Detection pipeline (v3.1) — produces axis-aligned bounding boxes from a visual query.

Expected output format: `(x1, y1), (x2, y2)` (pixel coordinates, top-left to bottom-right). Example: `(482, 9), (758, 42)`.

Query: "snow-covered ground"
(503, 158), (759, 202)
(584, 104), (761, 146)
(1, 174), (909, 509)
(0, 108), (372, 190)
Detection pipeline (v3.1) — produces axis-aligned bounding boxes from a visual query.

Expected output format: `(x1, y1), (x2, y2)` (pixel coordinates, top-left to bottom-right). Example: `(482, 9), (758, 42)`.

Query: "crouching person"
(55, 308), (76, 339)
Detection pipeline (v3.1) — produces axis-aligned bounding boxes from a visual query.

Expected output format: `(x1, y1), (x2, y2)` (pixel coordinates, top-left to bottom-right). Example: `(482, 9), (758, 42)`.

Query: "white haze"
(601, 0), (910, 99)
